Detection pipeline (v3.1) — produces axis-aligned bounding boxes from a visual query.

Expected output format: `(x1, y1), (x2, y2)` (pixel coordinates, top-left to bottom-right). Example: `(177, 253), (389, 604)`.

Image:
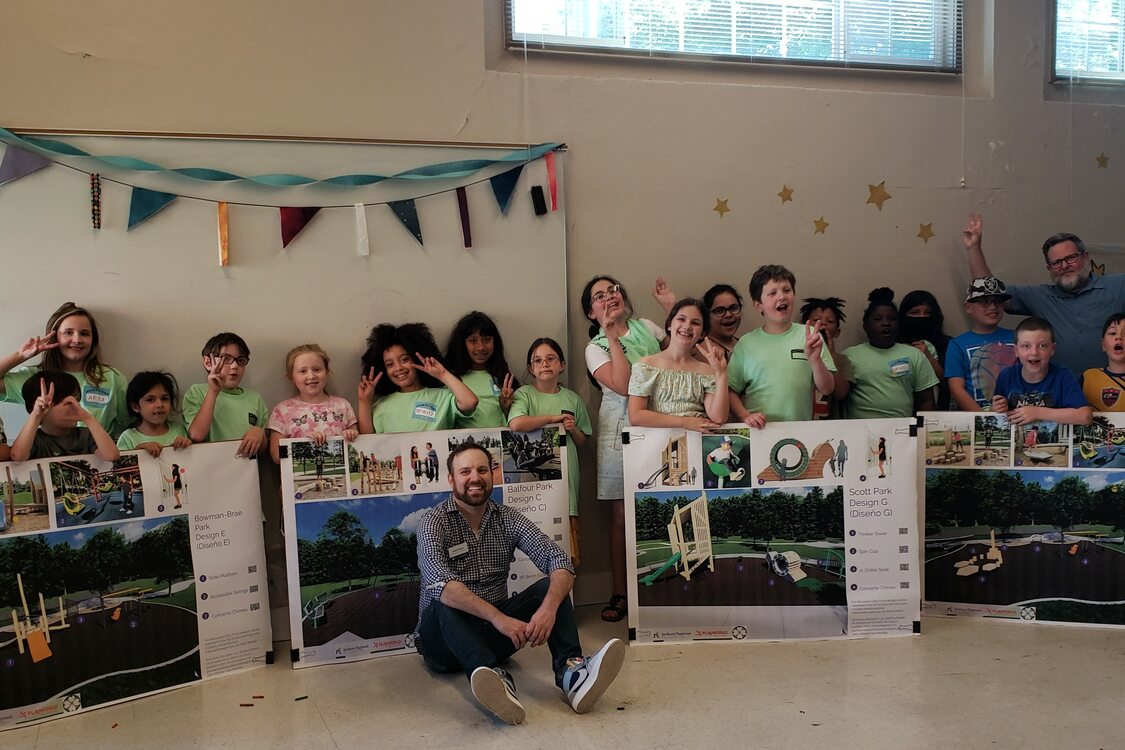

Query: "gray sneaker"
(470, 666), (525, 725)
(562, 638), (625, 713)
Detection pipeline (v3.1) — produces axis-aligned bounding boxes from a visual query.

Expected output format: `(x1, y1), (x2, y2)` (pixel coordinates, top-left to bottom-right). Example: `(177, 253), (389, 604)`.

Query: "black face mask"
(898, 316), (936, 343)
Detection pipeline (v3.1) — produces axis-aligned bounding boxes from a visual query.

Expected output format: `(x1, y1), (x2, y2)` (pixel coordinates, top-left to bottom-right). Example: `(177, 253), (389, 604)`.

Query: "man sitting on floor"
(414, 441), (625, 725)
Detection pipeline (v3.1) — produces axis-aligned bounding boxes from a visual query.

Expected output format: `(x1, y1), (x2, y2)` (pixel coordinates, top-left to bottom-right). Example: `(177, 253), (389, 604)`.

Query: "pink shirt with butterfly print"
(267, 395), (358, 438)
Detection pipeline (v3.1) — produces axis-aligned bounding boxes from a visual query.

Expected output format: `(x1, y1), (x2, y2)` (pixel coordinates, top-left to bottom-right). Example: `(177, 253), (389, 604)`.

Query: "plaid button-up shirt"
(415, 495), (574, 632)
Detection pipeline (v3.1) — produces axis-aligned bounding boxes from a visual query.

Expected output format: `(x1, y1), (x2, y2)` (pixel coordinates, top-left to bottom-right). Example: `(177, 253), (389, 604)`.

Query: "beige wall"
(3, 0), (1124, 601)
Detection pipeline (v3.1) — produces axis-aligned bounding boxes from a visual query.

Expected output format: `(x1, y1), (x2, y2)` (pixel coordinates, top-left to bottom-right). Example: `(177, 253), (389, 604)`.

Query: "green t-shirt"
(182, 383), (268, 442)
(372, 387), (467, 433)
(3, 365), (129, 438)
(117, 421), (190, 450)
(508, 385), (592, 516)
(455, 370), (507, 429)
(727, 323), (837, 422)
(842, 342), (939, 419)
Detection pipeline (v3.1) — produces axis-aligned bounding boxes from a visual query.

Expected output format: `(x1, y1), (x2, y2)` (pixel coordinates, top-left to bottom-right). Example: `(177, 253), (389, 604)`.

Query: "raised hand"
(54, 395), (87, 423)
(804, 321), (825, 359)
(414, 354), (448, 380)
(962, 212), (982, 252)
(31, 378), (55, 419)
(652, 276), (676, 312)
(17, 332), (58, 362)
(499, 373), (516, 410)
(357, 367), (381, 402)
(206, 357), (228, 391)
(696, 339), (728, 375)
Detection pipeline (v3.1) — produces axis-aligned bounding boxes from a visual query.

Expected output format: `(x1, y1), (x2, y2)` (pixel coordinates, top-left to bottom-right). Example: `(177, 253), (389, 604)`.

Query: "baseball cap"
(965, 276), (1011, 303)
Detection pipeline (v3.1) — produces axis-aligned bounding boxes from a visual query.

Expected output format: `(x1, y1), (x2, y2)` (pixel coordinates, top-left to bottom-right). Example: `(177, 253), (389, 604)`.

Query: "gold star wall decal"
(713, 198), (730, 218)
(1092, 259), (1106, 276)
(866, 181), (892, 210)
(1097, 152), (1110, 168)
(813, 216), (829, 234)
(917, 223), (935, 243)
(778, 185), (794, 203)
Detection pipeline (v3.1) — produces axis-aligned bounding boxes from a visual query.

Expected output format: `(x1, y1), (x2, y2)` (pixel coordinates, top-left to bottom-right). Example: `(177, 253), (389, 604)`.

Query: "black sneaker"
(470, 666), (525, 725)
(561, 638), (625, 713)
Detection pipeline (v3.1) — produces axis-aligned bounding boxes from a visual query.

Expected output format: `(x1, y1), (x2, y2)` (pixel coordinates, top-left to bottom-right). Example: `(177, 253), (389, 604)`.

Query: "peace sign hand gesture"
(499, 373), (516, 410)
(17, 332), (58, 362)
(695, 339), (728, 376)
(357, 367), (382, 403)
(31, 378), (55, 419)
(414, 354), (448, 380)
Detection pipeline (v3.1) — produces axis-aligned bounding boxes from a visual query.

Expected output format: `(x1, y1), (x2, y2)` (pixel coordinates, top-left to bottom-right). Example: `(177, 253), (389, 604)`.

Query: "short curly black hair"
(360, 323), (445, 396)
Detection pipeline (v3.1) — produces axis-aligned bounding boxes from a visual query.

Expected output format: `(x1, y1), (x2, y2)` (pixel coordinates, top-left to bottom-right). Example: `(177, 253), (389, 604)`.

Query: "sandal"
(601, 594), (627, 622)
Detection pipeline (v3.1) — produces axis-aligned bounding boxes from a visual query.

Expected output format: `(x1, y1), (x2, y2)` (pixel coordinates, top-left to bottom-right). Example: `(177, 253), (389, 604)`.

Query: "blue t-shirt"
(1006, 274), (1125, 377)
(944, 328), (1016, 407)
(994, 362), (1087, 409)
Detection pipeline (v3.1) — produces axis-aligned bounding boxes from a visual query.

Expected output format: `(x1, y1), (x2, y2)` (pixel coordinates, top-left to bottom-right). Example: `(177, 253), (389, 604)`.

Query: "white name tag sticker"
(414, 402), (438, 422)
(83, 385), (111, 406)
(448, 542), (469, 558)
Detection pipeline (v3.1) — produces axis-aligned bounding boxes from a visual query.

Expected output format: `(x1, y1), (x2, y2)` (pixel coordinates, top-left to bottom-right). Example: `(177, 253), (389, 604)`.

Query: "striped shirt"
(415, 495), (574, 632)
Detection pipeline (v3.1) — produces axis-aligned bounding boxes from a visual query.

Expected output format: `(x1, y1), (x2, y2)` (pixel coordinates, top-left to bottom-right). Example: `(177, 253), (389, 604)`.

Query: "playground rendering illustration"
(49, 455), (142, 528)
(925, 468), (1125, 624)
(1072, 417), (1125, 469)
(0, 516), (199, 713)
(634, 486), (847, 609)
(294, 492), (447, 647)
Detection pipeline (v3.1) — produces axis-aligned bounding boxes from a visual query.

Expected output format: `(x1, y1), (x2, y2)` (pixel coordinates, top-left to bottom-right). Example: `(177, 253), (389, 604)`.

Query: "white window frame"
(1051, 0), (1125, 85)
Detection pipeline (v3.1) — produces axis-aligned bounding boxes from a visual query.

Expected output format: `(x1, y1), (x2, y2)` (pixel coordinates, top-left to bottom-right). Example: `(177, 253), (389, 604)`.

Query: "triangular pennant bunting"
(217, 202), (230, 266)
(354, 203), (370, 257)
(388, 199), (423, 245)
(489, 165), (523, 215)
(456, 187), (472, 249)
(545, 151), (558, 211)
(279, 206), (320, 248)
(128, 187), (177, 230)
(0, 146), (50, 186)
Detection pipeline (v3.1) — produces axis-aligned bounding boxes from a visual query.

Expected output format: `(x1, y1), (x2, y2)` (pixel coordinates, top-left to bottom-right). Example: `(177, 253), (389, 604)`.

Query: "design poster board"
(279, 427), (572, 668)
(624, 420), (921, 644)
(922, 411), (1125, 627)
(0, 442), (272, 730)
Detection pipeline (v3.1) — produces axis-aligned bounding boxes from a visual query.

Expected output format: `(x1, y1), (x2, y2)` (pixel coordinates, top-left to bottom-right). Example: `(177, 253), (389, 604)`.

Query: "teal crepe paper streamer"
(0, 128), (560, 189)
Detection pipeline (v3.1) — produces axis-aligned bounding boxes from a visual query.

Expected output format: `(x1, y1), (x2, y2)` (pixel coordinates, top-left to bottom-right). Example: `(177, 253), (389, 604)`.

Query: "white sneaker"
(562, 638), (625, 714)
(470, 666), (525, 725)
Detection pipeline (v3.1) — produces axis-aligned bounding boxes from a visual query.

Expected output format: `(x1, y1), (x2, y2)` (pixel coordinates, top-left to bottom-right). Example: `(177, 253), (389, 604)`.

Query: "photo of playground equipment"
(639, 494), (714, 586)
(702, 431), (751, 489)
(294, 492), (441, 649)
(348, 443), (404, 496)
(972, 415), (1011, 467)
(0, 517), (200, 713)
(634, 486), (847, 609)
(501, 427), (561, 482)
(756, 437), (836, 482)
(1014, 422), (1070, 468)
(448, 433), (503, 486)
(637, 433), (694, 490)
(924, 420), (971, 466)
(49, 455), (142, 528)
(291, 438), (348, 500)
(925, 467), (1125, 625)
(0, 463), (50, 536)
(1072, 417), (1125, 469)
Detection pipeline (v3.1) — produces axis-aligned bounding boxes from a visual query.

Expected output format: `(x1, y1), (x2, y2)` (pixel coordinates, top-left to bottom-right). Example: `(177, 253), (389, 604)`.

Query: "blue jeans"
(416, 577), (582, 687)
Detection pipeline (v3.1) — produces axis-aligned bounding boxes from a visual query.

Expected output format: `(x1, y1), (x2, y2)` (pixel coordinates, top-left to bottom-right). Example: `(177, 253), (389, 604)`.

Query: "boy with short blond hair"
(728, 265), (835, 426)
(946, 276), (1017, 411)
(183, 332), (268, 457)
(10, 371), (120, 461)
(991, 318), (1092, 426)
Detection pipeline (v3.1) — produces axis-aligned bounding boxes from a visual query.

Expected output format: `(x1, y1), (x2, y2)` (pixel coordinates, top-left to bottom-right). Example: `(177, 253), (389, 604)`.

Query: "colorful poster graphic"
(280, 428), (572, 668)
(0, 442), (271, 731)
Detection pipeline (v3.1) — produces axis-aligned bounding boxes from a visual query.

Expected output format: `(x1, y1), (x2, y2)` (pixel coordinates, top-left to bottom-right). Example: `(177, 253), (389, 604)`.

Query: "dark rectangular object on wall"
(531, 186), (547, 215)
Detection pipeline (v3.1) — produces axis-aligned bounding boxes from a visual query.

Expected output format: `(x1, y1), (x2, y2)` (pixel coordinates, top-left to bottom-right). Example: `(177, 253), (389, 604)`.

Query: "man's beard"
(1057, 264), (1092, 292)
(454, 482), (491, 506)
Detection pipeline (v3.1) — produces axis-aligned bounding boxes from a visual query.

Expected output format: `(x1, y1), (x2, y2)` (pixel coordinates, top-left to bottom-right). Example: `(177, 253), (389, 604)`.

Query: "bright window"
(507, 0), (963, 73)
(1055, 0), (1125, 82)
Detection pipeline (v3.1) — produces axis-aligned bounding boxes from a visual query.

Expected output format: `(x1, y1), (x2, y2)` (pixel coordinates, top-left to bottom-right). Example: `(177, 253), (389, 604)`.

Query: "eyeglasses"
(1046, 251), (1086, 271)
(590, 285), (621, 304)
(217, 354), (250, 367)
(710, 303), (742, 317)
(531, 355), (561, 366)
(972, 297), (1006, 308)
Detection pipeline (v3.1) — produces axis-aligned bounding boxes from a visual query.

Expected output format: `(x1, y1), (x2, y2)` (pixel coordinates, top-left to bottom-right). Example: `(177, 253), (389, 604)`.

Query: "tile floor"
(1, 608), (1122, 749)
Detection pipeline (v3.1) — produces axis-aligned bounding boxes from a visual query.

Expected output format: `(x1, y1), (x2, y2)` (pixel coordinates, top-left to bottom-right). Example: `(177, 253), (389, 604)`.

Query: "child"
(991, 318), (1092, 425)
(843, 288), (938, 419)
(728, 265), (835, 426)
(117, 371), (193, 457)
(701, 284), (744, 356)
(946, 277), (1017, 411)
(10, 372), (120, 461)
(357, 323), (477, 433)
(508, 337), (592, 564)
(183, 333), (268, 458)
(445, 311), (516, 429)
(0, 417), (8, 461)
(897, 290), (951, 408)
(268, 344), (359, 463)
(0, 302), (129, 438)
(627, 298), (729, 431)
(800, 296), (852, 419)
(1082, 313), (1125, 411)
